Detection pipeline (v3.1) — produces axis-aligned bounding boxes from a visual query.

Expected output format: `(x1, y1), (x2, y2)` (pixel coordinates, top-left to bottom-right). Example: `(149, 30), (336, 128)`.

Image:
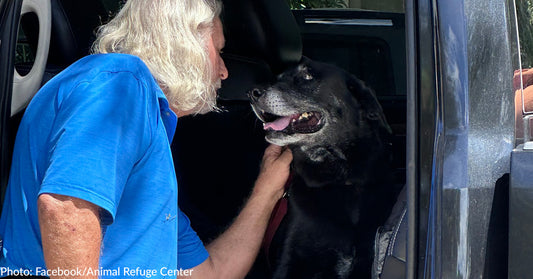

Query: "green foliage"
(286, 0), (347, 9)
(14, 29), (34, 64)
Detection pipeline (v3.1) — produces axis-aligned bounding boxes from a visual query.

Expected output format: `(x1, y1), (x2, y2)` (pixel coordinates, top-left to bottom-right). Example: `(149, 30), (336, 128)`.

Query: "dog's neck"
(290, 141), (386, 188)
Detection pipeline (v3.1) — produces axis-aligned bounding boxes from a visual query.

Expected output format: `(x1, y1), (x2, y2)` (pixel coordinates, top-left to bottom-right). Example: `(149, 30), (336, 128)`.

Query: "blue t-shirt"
(0, 53), (208, 277)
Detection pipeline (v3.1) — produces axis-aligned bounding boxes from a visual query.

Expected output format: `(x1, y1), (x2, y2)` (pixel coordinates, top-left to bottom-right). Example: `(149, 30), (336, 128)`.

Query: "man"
(0, 0), (292, 278)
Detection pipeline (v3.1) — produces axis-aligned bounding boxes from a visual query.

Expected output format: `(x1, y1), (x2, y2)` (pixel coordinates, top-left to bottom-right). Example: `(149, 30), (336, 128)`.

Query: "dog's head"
(249, 57), (392, 187)
(249, 57), (390, 148)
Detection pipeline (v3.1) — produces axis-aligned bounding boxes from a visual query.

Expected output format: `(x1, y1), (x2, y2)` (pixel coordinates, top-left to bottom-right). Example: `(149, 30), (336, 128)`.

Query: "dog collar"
(262, 172), (293, 269)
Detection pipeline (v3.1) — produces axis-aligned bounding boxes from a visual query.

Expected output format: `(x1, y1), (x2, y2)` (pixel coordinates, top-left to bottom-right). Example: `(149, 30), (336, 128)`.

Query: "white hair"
(92, 0), (223, 114)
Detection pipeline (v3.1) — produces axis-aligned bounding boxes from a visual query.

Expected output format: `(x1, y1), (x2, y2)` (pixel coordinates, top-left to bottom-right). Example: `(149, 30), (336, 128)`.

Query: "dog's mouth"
(258, 110), (324, 134)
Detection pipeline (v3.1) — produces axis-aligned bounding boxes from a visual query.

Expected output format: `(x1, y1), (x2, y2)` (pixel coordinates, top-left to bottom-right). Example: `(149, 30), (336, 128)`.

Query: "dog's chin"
(264, 124), (328, 146)
(264, 132), (311, 146)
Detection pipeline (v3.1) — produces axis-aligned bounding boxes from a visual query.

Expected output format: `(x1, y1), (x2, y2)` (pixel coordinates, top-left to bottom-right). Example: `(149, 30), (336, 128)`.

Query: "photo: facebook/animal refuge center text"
(0, 266), (194, 278)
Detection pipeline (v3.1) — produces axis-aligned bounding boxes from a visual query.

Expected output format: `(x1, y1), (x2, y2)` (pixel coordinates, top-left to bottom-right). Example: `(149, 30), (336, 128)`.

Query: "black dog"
(249, 57), (397, 278)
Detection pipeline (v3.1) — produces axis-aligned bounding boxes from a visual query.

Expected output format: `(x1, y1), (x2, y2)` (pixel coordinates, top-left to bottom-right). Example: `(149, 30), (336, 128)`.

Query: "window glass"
(15, 29), (35, 65)
(514, 0), (533, 142)
(287, 0), (404, 13)
(290, 0), (406, 97)
(100, 0), (126, 18)
(517, 0), (533, 69)
(15, 13), (38, 76)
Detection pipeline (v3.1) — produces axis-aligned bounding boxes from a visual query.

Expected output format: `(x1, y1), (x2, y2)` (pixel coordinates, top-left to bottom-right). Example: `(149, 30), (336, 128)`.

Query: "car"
(0, 0), (530, 278)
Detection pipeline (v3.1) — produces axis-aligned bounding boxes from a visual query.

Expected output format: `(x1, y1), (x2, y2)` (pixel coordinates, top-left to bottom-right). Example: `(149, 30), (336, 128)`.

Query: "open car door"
(0, 0), (22, 211)
(0, 0), (50, 211)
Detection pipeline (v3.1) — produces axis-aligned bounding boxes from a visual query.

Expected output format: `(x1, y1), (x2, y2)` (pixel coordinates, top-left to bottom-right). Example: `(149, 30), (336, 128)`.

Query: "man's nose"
(220, 60), (228, 80)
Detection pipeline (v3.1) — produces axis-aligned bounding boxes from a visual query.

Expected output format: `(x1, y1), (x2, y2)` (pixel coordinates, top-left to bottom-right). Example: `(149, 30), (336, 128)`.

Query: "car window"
(517, 0), (533, 69)
(287, 0), (404, 12)
(15, 13), (37, 76)
(288, 0), (406, 97)
(15, 28), (35, 67)
(101, 0), (126, 17)
(514, 0), (533, 143)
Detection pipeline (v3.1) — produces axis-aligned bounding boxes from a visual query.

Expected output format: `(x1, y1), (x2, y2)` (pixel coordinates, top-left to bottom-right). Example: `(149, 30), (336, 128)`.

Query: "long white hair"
(92, 0), (222, 114)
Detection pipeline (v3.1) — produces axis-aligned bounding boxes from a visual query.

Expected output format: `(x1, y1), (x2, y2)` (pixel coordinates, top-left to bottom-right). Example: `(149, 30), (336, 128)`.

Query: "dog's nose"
(249, 88), (264, 101)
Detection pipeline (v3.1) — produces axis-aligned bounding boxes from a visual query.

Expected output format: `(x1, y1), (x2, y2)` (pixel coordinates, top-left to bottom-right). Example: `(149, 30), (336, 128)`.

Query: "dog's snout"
(249, 88), (264, 101)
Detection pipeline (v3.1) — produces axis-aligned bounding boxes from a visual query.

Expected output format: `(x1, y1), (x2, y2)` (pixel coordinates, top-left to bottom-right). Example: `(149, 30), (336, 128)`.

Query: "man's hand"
(254, 144), (293, 199)
(38, 194), (101, 279)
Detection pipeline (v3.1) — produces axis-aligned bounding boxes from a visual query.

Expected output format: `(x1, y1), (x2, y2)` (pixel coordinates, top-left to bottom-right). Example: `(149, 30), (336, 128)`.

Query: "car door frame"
(0, 0), (22, 208)
(407, 0), (518, 278)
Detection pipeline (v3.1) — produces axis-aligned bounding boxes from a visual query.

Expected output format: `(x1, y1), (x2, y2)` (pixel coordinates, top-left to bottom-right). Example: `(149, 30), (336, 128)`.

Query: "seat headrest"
(221, 0), (302, 75)
(47, 0), (108, 67)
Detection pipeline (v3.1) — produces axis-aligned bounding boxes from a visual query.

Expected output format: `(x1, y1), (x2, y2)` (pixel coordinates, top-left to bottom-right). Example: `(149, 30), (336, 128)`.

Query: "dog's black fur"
(249, 57), (397, 278)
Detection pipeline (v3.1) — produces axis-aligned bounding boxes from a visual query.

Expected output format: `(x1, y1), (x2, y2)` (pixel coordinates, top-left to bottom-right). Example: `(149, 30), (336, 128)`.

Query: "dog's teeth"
(295, 112), (316, 122)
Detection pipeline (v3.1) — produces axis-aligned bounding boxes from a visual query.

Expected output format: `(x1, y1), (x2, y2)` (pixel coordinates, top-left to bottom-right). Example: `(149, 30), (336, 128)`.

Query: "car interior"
(4, 0), (407, 277)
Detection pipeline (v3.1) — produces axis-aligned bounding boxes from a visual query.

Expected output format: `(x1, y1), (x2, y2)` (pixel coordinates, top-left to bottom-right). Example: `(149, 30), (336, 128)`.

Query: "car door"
(0, 0), (22, 209)
(509, 1), (533, 278)
(407, 0), (518, 278)
(0, 0), (50, 210)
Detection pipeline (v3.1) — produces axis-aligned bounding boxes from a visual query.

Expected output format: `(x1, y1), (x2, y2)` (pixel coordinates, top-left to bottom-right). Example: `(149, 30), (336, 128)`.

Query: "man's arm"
(183, 144), (293, 279)
(38, 193), (101, 279)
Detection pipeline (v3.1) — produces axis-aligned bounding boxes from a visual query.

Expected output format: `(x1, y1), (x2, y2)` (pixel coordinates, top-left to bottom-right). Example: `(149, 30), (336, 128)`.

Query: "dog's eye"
(303, 73), (313, 80)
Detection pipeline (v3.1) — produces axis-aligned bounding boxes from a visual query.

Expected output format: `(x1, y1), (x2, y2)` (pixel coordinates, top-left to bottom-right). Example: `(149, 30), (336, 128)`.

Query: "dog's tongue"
(264, 116), (292, 131)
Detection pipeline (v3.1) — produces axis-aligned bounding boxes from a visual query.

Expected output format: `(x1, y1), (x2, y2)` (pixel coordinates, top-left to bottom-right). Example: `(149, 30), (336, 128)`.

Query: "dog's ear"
(346, 74), (392, 133)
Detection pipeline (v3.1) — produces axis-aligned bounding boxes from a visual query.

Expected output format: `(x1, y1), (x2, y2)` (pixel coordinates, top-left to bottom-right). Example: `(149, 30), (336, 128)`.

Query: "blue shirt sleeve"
(38, 71), (154, 225)
(177, 208), (209, 269)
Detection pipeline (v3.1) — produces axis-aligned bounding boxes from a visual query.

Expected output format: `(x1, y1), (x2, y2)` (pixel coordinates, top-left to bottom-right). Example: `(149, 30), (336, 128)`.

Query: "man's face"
(175, 17), (228, 118)
(208, 17), (228, 89)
